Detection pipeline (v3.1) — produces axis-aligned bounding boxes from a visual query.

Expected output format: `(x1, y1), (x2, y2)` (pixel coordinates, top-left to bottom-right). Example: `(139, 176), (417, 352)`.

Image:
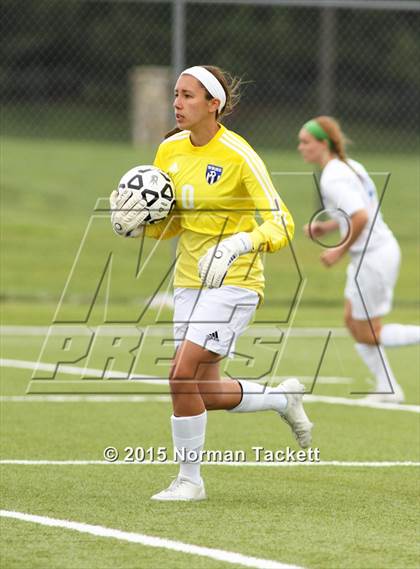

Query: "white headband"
(181, 66), (226, 113)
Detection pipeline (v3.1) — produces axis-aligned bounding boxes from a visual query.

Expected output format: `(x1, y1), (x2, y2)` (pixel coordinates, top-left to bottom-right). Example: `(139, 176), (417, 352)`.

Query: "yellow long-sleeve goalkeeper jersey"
(145, 124), (294, 301)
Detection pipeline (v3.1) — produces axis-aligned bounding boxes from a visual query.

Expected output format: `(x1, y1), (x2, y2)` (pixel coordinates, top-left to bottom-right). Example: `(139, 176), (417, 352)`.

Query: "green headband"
(303, 120), (333, 149)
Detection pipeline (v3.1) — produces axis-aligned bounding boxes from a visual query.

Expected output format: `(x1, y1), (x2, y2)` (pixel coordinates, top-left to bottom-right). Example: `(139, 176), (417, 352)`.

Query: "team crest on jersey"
(206, 164), (223, 185)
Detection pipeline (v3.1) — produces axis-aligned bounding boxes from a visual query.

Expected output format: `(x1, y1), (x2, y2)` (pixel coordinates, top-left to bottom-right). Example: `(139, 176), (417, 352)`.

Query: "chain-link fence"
(1, 0), (419, 151)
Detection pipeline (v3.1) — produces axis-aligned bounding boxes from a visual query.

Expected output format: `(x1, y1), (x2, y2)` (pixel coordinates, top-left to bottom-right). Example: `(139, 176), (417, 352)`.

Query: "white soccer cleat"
(363, 384), (405, 404)
(279, 378), (313, 449)
(151, 476), (206, 502)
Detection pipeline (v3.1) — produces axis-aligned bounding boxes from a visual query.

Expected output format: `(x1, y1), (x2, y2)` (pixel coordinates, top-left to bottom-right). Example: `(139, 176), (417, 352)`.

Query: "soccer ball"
(117, 165), (175, 225)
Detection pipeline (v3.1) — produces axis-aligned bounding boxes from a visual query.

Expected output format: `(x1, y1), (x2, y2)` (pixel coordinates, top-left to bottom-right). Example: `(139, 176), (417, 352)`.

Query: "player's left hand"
(198, 232), (253, 288)
(320, 247), (344, 267)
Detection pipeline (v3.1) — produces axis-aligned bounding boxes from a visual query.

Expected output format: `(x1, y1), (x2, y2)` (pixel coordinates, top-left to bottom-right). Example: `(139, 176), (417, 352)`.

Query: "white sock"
(171, 410), (207, 484)
(355, 343), (400, 392)
(229, 380), (288, 414)
(380, 324), (420, 347)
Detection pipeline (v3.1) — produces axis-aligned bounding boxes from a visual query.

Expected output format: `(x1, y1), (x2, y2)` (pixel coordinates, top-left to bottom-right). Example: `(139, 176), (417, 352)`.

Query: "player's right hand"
(109, 189), (148, 237)
(303, 222), (326, 239)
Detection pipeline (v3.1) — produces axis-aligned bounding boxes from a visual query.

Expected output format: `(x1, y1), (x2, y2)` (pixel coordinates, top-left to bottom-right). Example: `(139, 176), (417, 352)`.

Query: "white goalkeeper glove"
(110, 189), (148, 237)
(198, 232), (253, 288)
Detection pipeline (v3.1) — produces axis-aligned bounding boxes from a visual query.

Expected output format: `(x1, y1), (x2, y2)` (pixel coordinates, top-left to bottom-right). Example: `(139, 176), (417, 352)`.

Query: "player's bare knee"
(351, 328), (365, 343)
(169, 361), (201, 388)
(351, 323), (378, 345)
(200, 393), (218, 411)
(200, 388), (225, 410)
(170, 357), (201, 380)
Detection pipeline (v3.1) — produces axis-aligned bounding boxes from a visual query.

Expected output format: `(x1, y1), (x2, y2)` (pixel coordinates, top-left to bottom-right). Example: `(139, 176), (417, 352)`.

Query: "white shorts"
(345, 239), (401, 320)
(173, 286), (259, 357)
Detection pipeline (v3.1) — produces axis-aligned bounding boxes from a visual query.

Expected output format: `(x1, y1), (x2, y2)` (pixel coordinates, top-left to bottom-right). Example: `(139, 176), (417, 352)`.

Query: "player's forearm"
(319, 210), (369, 267)
(320, 220), (340, 234)
(250, 211), (295, 252)
(339, 209), (369, 253)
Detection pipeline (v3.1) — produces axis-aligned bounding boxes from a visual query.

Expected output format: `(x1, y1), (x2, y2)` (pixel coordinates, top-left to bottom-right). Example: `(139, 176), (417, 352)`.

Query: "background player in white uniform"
(298, 116), (420, 403)
(111, 65), (313, 501)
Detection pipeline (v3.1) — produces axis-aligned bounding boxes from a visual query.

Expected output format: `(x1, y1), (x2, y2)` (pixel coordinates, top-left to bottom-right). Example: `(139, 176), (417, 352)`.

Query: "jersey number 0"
(181, 185), (195, 209)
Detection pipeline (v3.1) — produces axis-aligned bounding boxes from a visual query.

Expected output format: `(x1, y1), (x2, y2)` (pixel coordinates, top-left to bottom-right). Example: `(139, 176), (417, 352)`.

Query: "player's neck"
(319, 153), (335, 169)
(189, 121), (220, 147)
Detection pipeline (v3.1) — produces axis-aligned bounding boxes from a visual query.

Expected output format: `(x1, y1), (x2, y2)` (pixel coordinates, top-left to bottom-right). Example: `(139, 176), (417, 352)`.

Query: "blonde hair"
(165, 65), (242, 139)
(313, 115), (350, 162)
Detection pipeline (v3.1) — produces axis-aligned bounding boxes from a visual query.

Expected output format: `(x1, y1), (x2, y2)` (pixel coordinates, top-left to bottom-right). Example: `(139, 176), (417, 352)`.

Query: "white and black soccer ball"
(117, 165), (175, 225)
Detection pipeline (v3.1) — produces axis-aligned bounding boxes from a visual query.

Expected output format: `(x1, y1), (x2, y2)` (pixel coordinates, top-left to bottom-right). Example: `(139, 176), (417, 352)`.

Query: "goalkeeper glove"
(198, 232), (253, 288)
(110, 189), (148, 237)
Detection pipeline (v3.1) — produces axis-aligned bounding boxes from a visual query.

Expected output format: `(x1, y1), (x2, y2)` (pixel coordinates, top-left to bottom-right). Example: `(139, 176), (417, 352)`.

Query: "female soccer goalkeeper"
(111, 65), (313, 501)
(298, 116), (420, 405)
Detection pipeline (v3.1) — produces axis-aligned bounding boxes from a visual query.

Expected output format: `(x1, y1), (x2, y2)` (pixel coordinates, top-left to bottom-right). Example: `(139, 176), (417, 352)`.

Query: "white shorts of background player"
(345, 237), (401, 320)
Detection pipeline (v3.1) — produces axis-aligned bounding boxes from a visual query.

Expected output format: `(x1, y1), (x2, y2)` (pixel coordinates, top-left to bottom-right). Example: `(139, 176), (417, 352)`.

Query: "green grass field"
(1, 135), (419, 569)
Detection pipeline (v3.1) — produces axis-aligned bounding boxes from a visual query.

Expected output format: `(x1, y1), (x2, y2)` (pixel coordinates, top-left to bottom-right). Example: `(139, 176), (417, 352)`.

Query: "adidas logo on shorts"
(207, 331), (219, 342)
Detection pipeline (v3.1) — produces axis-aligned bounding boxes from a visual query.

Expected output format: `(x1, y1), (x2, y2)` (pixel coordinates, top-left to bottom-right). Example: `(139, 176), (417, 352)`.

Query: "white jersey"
(320, 158), (395, 255)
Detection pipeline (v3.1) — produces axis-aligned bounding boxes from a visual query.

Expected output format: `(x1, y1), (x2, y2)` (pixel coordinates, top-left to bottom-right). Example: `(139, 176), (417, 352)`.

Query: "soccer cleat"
(363, 384), (405, 404)
(278, 378), (313, 448)
(151, 476), (206, 502)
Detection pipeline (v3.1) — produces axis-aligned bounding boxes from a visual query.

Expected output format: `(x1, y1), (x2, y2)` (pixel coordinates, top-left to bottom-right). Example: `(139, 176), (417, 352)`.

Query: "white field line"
(271, 171), (390, 176)
(0, 359), (168, 385)
(0, 395), (172, 403)
(0, 460), (419, 468)
(277, 376), (352, 384)
(0, 359), (351, 385)
(0, 325), (348, 338)
(0, 510), (304, 569)
(304, 394), (420, 413)
(1, 359), (419, 413)
(2, 394), (418, 415)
